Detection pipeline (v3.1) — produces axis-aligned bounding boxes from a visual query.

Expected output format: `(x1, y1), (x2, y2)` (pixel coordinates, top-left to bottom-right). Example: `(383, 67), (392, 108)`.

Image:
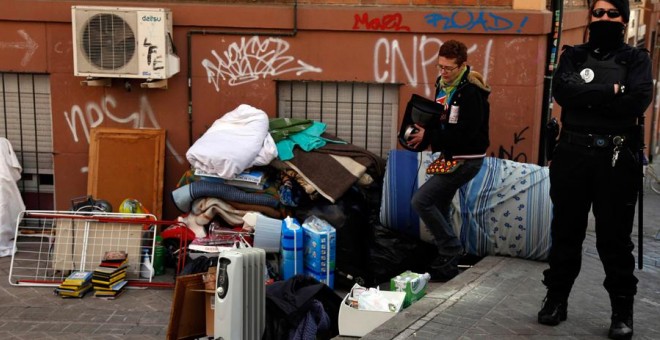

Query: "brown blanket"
(284, 135), (385, 203)
(312, 134), (386, 178)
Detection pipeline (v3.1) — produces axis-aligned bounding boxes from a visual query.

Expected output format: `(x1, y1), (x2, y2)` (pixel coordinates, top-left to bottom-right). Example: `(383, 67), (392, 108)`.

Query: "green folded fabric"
(269, 118), (313, 142)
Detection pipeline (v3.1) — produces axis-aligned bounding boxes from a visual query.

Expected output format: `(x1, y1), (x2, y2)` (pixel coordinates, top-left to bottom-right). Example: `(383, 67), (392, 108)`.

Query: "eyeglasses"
(436, 64), (459, 72)
(592, 8), (621, 19)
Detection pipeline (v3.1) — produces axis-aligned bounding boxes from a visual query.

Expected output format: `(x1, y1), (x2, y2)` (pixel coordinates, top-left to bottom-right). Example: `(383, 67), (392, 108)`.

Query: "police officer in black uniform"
(538, 1), (653, 339)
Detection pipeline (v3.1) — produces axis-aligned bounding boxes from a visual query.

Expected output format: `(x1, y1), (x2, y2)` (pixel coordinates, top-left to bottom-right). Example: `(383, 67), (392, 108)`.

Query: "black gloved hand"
(560, 72), (585, 85)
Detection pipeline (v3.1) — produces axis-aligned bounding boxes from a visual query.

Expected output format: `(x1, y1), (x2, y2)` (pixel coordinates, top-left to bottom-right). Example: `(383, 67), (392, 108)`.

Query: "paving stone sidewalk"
(0, 258), (174, 339)
(357, 184), (660, 340)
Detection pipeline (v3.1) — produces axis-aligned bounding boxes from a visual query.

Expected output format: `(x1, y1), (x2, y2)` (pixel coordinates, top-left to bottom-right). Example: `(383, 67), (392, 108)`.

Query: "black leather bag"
(397, 94), (443, 152)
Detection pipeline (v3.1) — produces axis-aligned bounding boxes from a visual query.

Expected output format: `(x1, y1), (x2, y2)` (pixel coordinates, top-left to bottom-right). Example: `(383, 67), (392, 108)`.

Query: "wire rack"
(8, 210), (158, 287)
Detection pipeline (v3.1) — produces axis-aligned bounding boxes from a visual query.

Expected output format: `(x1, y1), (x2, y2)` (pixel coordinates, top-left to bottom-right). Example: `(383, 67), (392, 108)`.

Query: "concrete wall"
(0, 0), (569, 219)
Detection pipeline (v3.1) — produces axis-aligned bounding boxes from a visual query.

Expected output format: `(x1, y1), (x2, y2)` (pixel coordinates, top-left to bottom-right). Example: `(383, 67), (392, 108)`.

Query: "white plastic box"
(338, 287), (406, 337)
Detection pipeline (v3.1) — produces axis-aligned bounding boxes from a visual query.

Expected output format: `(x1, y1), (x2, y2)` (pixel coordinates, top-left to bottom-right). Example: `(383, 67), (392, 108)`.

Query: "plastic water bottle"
(280, 217), (303, 280)
(391, 270), (431, 308)
(153, 235), (165, 276)
(140, 248), (154, 279)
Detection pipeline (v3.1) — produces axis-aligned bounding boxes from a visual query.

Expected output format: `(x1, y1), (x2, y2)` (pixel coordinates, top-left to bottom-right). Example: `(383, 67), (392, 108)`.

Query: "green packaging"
(390, 271), (430, 308)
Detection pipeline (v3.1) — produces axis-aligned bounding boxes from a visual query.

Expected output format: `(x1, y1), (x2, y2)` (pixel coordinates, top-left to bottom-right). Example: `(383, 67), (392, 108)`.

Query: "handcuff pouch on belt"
(561, 130), (626, 149)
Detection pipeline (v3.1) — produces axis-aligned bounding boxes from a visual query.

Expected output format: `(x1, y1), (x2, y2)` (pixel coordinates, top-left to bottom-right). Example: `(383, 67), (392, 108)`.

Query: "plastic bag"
(367, 224), (437, 284)
(357, 287), (396, 312)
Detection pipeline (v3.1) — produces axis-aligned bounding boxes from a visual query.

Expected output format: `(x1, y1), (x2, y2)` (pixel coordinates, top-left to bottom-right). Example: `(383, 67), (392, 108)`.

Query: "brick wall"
(140, 0), (518, 6)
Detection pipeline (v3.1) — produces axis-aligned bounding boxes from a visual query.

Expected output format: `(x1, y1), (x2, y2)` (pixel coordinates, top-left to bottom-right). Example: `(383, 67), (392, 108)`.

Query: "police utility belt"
(560, 130), (627, 149)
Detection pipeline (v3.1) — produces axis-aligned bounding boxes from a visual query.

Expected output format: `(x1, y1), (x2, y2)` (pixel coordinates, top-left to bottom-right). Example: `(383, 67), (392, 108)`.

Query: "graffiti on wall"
(201, 36), (322, 91)
(143, 38), (164, 71)
(0, 30), (38, 66)
(374, 35), (492, 97)
(54, 41), (72, 55)
(353, 13), (410, 32)
(491, 126), (529, 162)
(425, 11), (529, 33)
(64, 94), (184, 164)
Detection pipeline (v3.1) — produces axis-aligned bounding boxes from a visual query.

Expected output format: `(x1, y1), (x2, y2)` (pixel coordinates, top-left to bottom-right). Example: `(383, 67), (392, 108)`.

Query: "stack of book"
(99, 250), (129, 269)
(92, 251), (129, 299)
(54, 271), (93, 298)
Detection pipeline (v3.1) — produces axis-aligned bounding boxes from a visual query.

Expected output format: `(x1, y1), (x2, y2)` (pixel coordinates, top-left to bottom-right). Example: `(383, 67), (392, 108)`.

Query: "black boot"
(428, 254), (460, 282)
(538, 295), (567, 326)
(608, 296), (633, 340)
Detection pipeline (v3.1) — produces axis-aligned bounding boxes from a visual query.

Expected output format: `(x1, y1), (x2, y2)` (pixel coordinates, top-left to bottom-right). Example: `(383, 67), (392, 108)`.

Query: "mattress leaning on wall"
(380, 150), (552, 261)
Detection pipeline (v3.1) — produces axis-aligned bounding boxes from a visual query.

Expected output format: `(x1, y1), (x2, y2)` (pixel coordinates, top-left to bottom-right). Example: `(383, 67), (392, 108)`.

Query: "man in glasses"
(538, 1), (652, 339)
(406, 40), (491, 281)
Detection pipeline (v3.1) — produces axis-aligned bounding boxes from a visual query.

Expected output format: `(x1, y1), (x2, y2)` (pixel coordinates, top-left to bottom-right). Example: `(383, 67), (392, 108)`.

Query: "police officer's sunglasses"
(592, 8), (621, 19)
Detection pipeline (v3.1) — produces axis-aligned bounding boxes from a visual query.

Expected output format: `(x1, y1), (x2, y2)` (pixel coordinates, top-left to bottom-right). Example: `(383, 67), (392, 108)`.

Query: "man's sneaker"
(438, 245), (464, 257)
(431, 254), (460, 269)
(538, 296), (568, 326)
(428, 263), (459, 282)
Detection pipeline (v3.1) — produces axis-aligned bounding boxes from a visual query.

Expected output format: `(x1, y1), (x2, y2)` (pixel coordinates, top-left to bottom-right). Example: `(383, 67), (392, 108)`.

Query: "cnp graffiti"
(491, 126), (529, 162)
(425, 11), (528, 33)
(201, 36), (322, 91)
(64, 94), (184, 164)
(374, 35), (492, 97)
(353, 13), (410, 32)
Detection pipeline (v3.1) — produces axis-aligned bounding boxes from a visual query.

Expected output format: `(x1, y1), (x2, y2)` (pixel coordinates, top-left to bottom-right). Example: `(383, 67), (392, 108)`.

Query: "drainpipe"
(185, 1), (299, 147)
(538, 0), (563, 165)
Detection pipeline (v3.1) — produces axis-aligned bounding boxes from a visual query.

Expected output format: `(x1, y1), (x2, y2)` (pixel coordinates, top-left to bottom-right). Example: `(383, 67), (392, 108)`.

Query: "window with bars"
(276, 81), (399, 158)
(0, 73), (54, 196)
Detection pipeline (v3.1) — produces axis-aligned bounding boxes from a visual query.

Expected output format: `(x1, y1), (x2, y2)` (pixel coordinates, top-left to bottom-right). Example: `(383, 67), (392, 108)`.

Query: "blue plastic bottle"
(280, 216), (303, 280)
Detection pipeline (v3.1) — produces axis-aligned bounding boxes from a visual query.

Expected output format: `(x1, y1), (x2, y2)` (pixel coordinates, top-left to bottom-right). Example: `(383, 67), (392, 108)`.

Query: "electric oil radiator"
(214, 248), (266, 340)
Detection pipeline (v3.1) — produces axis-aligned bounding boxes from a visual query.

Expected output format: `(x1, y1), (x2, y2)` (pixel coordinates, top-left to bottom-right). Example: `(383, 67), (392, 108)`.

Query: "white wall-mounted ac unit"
(72, 6), (180, 80)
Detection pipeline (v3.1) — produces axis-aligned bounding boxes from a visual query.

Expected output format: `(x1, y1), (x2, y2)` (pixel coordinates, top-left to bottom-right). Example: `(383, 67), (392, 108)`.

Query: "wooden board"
(167, 273), (207, 340)
(87, 128), (166, 219)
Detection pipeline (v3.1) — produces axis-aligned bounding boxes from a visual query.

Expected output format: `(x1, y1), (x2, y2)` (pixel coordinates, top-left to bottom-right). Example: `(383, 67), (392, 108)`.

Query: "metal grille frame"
(9, 210), (158, 287)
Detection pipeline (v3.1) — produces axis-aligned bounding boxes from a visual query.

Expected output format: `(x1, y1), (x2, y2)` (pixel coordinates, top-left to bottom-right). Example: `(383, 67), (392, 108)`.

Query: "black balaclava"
(587, 0), (629, 52)
(587, 21), (625, 52)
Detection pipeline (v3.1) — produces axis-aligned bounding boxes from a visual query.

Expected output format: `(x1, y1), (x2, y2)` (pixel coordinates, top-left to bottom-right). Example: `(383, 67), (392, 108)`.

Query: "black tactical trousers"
(542, 140), (640, 298)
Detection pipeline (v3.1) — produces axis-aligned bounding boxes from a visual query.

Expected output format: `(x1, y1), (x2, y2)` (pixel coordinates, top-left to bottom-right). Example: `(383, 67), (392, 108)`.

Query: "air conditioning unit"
(71, 6), (180, 80)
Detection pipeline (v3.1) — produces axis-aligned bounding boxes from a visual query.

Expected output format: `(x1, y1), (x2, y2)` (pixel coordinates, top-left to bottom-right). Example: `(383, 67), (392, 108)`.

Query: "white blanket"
(186, 104), (278, 179)
(0, 138), (25, 257)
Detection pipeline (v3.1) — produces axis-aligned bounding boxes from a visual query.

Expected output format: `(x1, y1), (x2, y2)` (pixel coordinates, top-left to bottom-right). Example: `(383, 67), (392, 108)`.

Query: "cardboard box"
(202, 267), (217, 336)
(338, 288), (406, 337)
(205, 293), (215, 337)
(203, 267), (217, 291)
(302, 217), (336, 273)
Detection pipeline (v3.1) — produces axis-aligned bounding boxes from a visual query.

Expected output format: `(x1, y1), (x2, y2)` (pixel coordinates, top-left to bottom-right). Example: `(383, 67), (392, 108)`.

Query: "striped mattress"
(379, 150), (551, 261)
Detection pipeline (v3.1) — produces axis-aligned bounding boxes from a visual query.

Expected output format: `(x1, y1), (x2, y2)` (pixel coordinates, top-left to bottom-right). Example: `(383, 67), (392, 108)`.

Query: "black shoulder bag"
(397, 94), (443, 152)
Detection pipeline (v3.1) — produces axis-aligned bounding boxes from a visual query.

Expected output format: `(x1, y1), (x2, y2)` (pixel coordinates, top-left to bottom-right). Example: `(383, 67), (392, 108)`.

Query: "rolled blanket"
(172, 180), (279, 213)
